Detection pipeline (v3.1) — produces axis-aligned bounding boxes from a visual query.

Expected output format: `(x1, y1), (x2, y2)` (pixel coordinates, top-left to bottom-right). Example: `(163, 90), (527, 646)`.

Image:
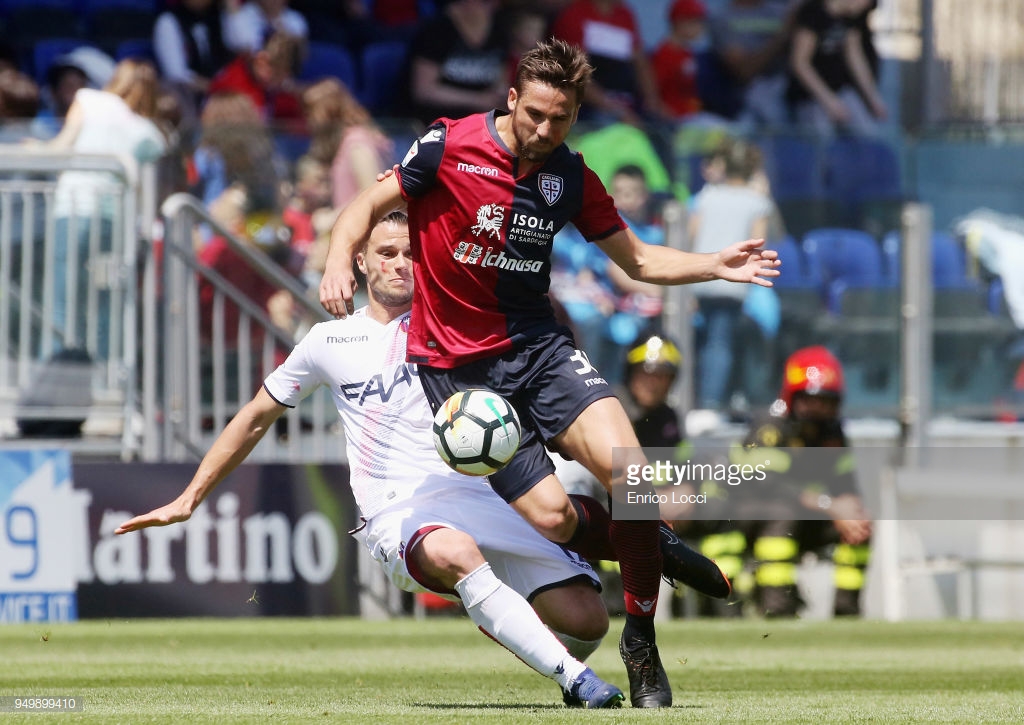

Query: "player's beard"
(372, 286), (413, 309)
(512, 122), (553, 163)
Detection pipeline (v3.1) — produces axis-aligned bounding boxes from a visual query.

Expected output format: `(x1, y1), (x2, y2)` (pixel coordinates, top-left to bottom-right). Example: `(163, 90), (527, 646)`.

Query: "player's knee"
(531, 507), (577, 543)
(413, 528), (486, 585)
(569, 591), (610, 641)
(534, 585), (608, 641)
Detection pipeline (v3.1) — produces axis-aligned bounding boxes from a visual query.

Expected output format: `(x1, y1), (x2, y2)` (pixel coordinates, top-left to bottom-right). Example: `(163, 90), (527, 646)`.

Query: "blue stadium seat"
(758, 134), (824, 202)
(298, 41), (358, 90)
(359, 40), (409, 115)
(824, 137), (901, 204)
(273, 132), (311, 163)
(882, 230), (969, 288)
(1, 0), (78, 19)
(824, 138), (903, 235)
(931, 231), (968, 287)
(114, 38), (155, 63)
(808, 229), (899, 407)
(770, 235), (827, 354)
(3, 0), (81, 55)
(770, 235), (818, 290)
(695, 49), (743, 119)
(81, 0), (158, 53)
(803, 228), (884, 284)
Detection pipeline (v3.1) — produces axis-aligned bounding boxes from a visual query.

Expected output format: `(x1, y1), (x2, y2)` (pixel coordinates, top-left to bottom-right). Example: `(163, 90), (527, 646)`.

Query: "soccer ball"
(432, 388), (522, 476)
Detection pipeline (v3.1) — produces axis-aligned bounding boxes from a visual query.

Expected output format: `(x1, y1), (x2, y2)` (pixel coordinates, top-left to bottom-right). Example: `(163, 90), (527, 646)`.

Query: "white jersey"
(263, 308), (489, 519)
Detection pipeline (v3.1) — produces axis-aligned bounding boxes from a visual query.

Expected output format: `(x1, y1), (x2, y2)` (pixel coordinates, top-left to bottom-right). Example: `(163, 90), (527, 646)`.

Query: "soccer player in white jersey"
(115, 211), (625, 709)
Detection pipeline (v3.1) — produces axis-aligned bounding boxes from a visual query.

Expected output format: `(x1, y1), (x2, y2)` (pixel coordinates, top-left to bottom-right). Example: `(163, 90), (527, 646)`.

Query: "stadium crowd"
(0, 0), (905, 414)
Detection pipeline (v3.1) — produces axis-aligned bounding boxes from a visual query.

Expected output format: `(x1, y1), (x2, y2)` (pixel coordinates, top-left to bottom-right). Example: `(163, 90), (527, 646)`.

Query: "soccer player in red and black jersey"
(320, 39), (779, 708)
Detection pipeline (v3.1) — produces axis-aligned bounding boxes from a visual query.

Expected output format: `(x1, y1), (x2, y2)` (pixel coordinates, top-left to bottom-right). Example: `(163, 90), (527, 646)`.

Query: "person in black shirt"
(786, 0), (886, 137)
(406, 0), (510, 126)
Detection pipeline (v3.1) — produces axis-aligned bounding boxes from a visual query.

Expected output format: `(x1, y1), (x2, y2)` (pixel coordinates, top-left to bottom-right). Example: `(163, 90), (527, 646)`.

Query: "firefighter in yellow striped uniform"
(701, 346), (872, 617)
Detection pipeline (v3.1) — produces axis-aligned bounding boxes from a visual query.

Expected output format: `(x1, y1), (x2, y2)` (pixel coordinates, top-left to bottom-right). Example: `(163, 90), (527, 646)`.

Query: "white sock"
(455, 563), (587, 690)
(552, 631), (603, 662)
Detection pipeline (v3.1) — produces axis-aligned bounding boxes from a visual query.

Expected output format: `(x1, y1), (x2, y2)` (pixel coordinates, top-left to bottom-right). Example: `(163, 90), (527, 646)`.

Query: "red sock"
(610, 518), (662, 617)
(565, 494), (616, 560)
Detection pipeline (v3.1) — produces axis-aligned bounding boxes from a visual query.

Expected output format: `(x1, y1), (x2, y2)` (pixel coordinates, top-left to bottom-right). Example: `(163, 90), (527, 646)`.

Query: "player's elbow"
(620, 254), (653, 283)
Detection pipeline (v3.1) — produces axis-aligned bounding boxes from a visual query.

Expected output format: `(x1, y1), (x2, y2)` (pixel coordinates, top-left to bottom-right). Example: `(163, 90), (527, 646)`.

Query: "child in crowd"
(650, 0), (707, 123)
(282, 154), (332, 265)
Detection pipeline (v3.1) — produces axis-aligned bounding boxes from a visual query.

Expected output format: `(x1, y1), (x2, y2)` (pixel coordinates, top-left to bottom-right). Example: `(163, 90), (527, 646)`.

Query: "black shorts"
(419, 327), (614, 503)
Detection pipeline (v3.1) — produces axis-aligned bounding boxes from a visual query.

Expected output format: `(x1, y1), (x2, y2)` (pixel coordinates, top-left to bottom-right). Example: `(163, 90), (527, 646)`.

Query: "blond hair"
(104, 59), (159, 119)
(302, 77), (378, 165)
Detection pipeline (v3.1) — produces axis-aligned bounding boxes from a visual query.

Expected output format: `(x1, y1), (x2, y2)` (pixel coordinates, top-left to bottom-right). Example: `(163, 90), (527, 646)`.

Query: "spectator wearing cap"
(649, 0), (707, 123)
(33, 47), (116, 139)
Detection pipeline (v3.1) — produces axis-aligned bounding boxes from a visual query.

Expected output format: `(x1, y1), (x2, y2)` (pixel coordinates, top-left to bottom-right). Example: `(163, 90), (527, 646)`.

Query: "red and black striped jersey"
(397, 110), (626, 368)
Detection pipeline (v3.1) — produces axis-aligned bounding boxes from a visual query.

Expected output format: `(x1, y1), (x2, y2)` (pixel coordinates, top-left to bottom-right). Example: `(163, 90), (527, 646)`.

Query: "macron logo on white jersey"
(457, 162), (499, 177)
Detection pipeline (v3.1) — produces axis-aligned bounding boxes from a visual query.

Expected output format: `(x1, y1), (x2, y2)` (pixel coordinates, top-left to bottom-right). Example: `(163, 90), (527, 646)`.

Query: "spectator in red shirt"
(649, 0), (707, 122)
(208, 30), (305, 129)
(282, 154), (332, 262)
(550, 0), (668, 124)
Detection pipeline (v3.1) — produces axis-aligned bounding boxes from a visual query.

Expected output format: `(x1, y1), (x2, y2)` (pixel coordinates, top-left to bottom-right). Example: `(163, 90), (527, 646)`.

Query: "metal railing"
(0, 149), (149, 457)
(156, 194), (338, 463)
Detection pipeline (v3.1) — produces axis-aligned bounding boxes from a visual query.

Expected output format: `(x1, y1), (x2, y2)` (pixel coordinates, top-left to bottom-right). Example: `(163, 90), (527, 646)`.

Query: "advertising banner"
(1, 454), (360, 620)
(0, 450), (86, 623)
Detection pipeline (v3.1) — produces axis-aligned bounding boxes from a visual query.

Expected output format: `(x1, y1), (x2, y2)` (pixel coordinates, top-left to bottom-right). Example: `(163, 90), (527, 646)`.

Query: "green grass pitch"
(1, 617), (1022, 723)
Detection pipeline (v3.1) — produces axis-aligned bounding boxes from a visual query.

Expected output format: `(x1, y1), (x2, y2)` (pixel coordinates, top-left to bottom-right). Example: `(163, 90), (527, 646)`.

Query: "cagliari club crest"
(538, 174), (563, 206)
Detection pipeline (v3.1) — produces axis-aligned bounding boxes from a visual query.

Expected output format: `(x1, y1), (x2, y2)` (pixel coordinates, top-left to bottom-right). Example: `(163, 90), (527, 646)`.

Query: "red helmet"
(778, 346), (844, 412)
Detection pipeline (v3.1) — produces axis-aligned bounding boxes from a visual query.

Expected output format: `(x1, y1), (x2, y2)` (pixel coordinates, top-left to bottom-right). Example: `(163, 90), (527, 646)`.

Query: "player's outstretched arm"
(319, 173), (405, 319)
(114, 388), (286, 534)
(597, 228), (780, 287)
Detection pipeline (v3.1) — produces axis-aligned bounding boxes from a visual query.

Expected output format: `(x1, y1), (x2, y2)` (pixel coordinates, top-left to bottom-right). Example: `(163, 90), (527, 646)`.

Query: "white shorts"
(360, 484), (600, 602)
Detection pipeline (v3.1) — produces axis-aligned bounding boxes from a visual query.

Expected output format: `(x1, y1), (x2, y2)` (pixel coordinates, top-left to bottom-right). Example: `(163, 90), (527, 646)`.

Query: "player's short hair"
(514, 38), (592, 106)
(360, 210), (409, 253)
(380, 210), (408, 227)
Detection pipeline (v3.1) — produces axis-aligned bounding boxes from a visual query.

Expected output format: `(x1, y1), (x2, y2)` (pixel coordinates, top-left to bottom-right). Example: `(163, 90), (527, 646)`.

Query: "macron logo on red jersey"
(457, 162), (499, 177)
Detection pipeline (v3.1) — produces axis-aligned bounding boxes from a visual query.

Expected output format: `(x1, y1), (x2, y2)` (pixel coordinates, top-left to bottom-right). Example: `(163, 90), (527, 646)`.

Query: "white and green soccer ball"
(432, 388), (522, 476)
